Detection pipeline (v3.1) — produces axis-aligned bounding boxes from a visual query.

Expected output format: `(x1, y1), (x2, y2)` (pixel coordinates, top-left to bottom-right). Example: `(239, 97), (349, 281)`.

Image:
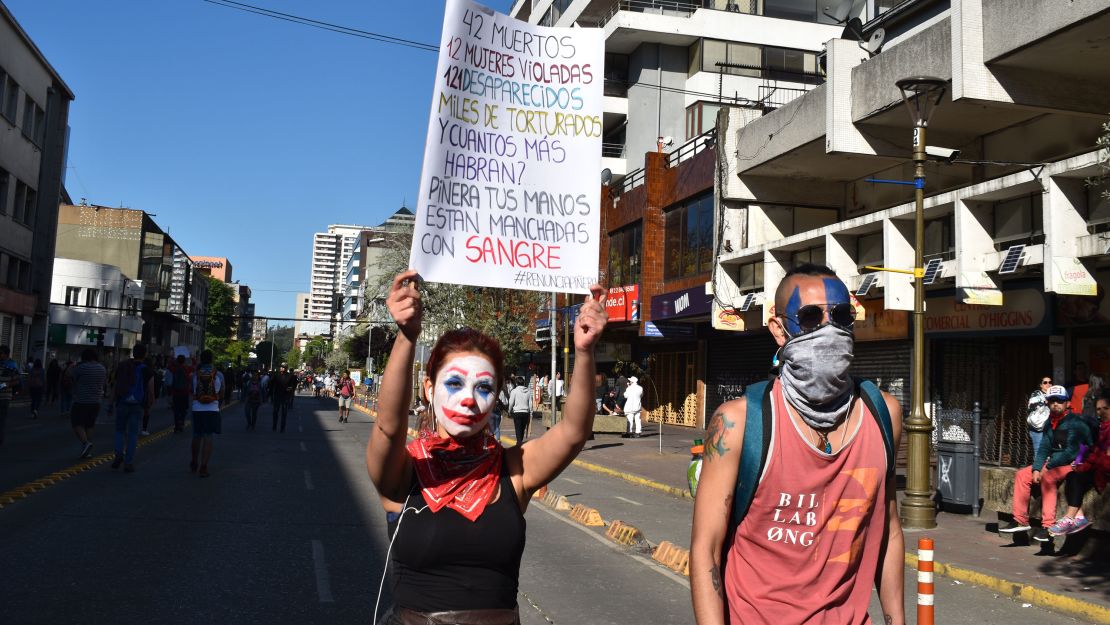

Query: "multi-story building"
(237, 296), (254, 342)
(55, 204), (208, 359)
(337, 208), (415, 340)
(190, 255), (232, 283)
(251, 316), (268, 346)
(48, 258), (143, 363)
(711, 0), (1110, 466)
(0, 3), (74, 362)
(509, 0), (857, 428)
(307, 224), (375, 335)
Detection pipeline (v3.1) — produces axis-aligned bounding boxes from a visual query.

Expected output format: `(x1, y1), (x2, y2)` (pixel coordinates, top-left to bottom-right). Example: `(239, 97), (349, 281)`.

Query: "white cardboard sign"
(409, 0), (604, 294)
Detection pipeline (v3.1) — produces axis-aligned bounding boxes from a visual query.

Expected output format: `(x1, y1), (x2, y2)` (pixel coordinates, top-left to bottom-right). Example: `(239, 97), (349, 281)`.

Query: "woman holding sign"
(367, 269), (608, 625)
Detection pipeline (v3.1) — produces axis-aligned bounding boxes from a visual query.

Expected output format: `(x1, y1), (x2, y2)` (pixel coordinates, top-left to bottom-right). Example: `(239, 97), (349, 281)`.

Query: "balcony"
(602, 143), (628, 177)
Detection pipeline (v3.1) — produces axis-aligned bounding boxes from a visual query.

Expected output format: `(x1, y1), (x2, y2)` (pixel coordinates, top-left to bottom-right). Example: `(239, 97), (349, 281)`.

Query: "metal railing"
(757, 84), (810, 112)
(665, 128), (716, 167)
(602, 143), (626, 158)
(592, 0), (701, 27)
(616, 167), (646, 195)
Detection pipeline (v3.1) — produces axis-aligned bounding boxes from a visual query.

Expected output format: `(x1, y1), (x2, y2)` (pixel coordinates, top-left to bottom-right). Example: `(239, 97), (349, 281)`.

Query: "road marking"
(532, 504), (689, 589)
(562, 478), (582, 485)
(300, 442), (307, 452)
(614, 496), (643, 506)
(311, 540), (335, 603)
(304, 470), (314, 491)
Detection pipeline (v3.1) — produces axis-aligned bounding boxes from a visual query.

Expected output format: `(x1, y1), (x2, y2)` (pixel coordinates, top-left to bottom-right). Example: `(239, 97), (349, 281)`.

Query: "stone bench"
(981, 466), (1110, 531)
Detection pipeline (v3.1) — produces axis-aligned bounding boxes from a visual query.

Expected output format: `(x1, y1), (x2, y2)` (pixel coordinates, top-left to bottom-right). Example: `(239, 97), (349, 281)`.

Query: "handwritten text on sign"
(409, 0), (603, 294)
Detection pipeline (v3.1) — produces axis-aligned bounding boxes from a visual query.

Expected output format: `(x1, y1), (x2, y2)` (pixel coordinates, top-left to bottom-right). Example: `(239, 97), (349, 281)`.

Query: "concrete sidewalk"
(547, 419), (1110, 623)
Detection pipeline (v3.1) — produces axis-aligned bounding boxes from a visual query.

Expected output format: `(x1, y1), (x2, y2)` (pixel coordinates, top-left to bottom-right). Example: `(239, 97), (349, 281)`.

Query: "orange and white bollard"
(917, 537), (935, 625)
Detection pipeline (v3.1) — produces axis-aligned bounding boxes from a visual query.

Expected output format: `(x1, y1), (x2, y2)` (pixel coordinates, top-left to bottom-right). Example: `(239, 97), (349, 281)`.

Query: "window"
(1087, 182), (1110, 233)
(4, 256), (30, 291)
(12, 180), (34, 225)
(85, 288), (100, 307)
(664, 192), (715, 280)
(923, 215), (955, 260)
(789, 246), (826, 268)
(686, 102), (723, 139)
(607, 221), (643, 288)
(993, 193), (1043, 249)
(21, 95), (45, 146)
(0, 168), (9, 215)
(764, 46), (819, 83)
(763, 0), (839, 24)
(690, 39), (818, 83)
(737, 261), (763, 291)
(856, 232), (883, 270)
(2, 74), (17, 122)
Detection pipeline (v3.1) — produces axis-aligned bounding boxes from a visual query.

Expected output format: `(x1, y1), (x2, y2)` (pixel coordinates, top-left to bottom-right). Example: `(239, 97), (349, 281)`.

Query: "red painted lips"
(441, 407), (488, 426)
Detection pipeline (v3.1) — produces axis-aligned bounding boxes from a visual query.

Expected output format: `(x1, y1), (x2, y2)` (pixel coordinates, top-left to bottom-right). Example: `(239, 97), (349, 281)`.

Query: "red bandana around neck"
(406, 431), (503, 522)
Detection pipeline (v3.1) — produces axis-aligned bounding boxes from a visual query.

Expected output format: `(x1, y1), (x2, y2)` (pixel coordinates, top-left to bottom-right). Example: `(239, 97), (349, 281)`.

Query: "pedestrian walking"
(271, 364), (296, 432)
(244, 370), (263, 430)
(1027, 374), (1053, 455)
(111, 344), (154, 473)
(1049, 390), (1110, 536)
(28, 359), (45, 418)
(622, 376), (643, 438)
(691, 263), (905, 625)
(337, 370), (355, 423)
(165, 354), (193, 432)
(189, 350), (223, 477)
(0, 344), (20, 446)
(1001, 384), (1094, 542)
(367, 270), (608, 624)
(59, 360), (75, 416)
(507, 376), (532, 445)
(46, 358), (61, 405)
(70, 349), (107, 458)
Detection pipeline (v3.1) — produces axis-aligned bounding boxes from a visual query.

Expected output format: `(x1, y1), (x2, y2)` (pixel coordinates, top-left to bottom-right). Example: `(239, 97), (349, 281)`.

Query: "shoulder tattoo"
(704, 409), (734, 461)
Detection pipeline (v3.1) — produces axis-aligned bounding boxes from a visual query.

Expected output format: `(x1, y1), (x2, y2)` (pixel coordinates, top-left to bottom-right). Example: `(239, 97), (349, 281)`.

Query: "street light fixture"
(895, 75), (946, 530)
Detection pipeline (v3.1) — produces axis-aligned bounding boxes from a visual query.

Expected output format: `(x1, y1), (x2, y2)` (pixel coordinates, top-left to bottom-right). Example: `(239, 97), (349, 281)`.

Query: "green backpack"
(726, 377), (896, 544)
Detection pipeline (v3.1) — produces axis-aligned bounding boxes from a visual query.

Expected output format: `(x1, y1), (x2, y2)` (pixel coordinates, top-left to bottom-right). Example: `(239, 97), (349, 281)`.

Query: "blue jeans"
(490, 411), (502, 440)
(114, 401), (143, 463)
(1029, 428), (1044, 458)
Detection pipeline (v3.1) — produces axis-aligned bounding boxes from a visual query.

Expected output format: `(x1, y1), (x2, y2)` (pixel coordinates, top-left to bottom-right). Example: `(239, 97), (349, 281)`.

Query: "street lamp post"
(895, 76), (947, 530)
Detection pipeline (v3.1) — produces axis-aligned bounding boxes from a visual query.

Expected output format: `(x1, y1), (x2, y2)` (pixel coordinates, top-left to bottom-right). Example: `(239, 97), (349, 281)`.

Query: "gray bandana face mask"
(778, 323), (855, 430)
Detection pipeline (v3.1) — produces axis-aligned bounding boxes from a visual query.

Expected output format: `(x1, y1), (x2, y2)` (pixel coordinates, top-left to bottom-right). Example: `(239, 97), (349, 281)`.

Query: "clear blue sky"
(7, 0), (512, 324)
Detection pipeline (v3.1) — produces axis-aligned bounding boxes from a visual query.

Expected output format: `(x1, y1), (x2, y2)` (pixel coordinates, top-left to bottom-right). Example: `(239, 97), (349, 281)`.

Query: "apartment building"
(337, 207), (415, 340)
(307, 224), (375, 335)
(712, 0), (1110, 465)
(0, 2), (74, 362)
(48, 258), (143, 363)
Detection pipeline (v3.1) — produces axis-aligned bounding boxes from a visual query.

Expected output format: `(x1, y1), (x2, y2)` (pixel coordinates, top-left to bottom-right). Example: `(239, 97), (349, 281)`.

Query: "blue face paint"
(823, 278), (850, 305)
(784, 287), (804, 335)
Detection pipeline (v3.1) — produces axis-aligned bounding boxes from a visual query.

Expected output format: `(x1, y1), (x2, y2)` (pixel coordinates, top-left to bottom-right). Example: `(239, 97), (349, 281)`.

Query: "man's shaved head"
(775, 263), (841, 311)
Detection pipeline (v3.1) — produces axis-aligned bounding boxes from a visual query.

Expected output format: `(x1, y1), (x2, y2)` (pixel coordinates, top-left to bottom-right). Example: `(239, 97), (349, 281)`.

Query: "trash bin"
(935, 400), (982, 515)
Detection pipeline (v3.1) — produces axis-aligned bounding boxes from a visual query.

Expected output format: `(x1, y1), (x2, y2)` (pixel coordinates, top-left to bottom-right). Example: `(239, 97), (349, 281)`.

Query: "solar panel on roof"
(998, 244), (1025, 275)
(738, 293), (756, 312)
(855, 274), (879, 297)
(922, 258), (943, 285)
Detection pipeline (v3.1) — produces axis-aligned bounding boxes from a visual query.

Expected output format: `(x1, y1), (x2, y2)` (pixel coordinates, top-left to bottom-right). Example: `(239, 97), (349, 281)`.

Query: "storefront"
(1056, 268), (1110, 392)
(852, 300), (911, 409)
(646, 285), (712, 427)
(925, 286), (1054, 466)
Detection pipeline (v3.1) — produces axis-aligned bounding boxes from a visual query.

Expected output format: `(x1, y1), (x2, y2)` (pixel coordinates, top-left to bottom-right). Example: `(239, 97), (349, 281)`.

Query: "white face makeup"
(431, 354), (498, 438)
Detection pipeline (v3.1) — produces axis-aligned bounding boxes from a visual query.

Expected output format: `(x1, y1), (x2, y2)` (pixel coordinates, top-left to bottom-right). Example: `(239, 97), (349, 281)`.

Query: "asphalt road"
(0, 395), (1088, 624)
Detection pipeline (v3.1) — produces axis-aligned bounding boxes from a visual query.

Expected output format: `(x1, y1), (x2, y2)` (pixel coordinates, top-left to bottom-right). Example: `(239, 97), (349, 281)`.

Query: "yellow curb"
(905, 553), (1110, 623)
(569, 503), (605, 527)
(570, 458), (690, 499)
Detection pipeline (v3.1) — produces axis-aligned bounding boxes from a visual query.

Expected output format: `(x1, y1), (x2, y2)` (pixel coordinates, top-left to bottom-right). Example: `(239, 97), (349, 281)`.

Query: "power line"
(198, 0), (439, 52)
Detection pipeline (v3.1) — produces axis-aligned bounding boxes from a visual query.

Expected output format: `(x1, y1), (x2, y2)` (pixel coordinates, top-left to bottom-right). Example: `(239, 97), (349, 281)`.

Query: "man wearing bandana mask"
(691, 264), (905, 625)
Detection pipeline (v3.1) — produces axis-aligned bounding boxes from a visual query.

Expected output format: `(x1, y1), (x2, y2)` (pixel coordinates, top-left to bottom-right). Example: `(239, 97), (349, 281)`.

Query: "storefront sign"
(712, 300), (765, 332)
(651, 285), (712, 320)
(1050, 257), (1097, 296)
(644, 321), (696, 339)
(854, 299), (909, 342)
(193, 260), (224, 269)
(605, 285), (640, 322)
(1056, 269), (1109, 327)
(925, 289), (1047, 334)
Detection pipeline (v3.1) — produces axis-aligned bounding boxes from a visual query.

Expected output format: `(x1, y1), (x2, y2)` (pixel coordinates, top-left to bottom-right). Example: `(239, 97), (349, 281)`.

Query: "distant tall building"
(251, 316), (268, 346)
(307, 224), (374, 334)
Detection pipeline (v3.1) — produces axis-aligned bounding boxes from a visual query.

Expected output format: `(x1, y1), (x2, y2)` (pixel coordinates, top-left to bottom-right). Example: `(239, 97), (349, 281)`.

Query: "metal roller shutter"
(851, 341), (912, 410)
(705, 332), (778, 415)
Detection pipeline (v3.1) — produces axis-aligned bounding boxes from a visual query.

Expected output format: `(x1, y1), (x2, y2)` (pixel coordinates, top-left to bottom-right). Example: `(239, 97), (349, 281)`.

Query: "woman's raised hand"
(573, 284), (608, 352)
(387, 270), (423, 341)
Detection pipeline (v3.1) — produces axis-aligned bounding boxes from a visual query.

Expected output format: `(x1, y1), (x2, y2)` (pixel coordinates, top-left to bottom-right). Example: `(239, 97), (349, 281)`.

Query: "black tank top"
(388, 464), (527, 611)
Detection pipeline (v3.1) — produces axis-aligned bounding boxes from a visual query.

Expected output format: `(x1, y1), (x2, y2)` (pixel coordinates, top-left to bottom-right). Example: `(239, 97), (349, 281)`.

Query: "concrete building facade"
(48, 258), (143, 363)
(0, 3), (74, 363)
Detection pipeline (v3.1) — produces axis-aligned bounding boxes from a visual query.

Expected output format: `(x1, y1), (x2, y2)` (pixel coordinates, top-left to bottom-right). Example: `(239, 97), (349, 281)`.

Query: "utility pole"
(549, 291), (557, 426)
(562, 294), (570, 415)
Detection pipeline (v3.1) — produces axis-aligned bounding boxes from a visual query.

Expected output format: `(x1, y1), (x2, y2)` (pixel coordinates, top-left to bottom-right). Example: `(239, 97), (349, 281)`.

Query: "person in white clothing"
(623, 376), (644, 438)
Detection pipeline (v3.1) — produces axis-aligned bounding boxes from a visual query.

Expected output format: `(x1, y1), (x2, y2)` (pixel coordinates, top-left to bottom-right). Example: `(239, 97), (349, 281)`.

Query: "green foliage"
(285, 347), (302, 369)
(204, 277), (236, 341)
(303, 337), (331, 371)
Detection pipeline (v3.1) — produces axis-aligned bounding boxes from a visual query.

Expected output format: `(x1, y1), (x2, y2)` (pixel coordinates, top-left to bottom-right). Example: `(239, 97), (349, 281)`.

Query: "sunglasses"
(1047, 398), (1068, 404)
(1040, 380), (1052, 385)
(778, 303), (857, 335)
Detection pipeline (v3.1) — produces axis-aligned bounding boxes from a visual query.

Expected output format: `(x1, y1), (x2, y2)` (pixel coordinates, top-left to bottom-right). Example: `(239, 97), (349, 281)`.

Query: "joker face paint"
(431, 353), (498, 438)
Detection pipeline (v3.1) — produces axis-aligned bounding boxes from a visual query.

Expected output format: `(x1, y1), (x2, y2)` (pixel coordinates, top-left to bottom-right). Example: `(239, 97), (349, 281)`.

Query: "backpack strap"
(726, 379), (775, 547)
(855, 378), (895, 479)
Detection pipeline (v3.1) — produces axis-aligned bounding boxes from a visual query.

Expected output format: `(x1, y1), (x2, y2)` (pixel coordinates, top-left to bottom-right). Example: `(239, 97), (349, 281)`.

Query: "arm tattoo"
(710, 565), (724, 599)
(884, 616), (892, 625)
(704, 410), (734, 461)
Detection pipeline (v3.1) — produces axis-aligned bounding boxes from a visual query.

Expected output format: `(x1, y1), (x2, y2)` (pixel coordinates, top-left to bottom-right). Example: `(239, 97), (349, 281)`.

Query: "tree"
(303, 337), (330, 371)
(285, 347), (302, 370)
(203, 276), (237, 363)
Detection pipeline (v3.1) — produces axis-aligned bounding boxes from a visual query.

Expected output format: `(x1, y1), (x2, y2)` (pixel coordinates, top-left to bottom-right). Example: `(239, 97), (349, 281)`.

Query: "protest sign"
(409, 0), (604, 294)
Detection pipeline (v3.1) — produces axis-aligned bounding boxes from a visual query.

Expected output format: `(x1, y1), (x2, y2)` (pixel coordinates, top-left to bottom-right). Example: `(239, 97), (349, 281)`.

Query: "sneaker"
(80, 442), (93, 459)
(1067, 517), (1092, 535)
(1048, 517), (1076, 536)
(140, 430), (150, 437)
(123, 464), (135, 473)
(1032, 527), (1051, 542)
(111, 454), (123, 469)
(999, 520), (1031, 533)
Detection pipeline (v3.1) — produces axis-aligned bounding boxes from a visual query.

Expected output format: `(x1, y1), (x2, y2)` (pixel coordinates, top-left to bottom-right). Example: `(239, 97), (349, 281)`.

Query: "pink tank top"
(724, 379), (889, 625)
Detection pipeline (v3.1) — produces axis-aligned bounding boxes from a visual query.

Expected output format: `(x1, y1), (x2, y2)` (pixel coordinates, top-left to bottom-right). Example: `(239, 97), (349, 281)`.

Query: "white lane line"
(615, 496), (643, 506)
(300, 442), (307, 452)
(562, 478), (582, 485)
(311, 540), (335, 603)
(532, 505), (689, 589)
(304, 470), (315, 491)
